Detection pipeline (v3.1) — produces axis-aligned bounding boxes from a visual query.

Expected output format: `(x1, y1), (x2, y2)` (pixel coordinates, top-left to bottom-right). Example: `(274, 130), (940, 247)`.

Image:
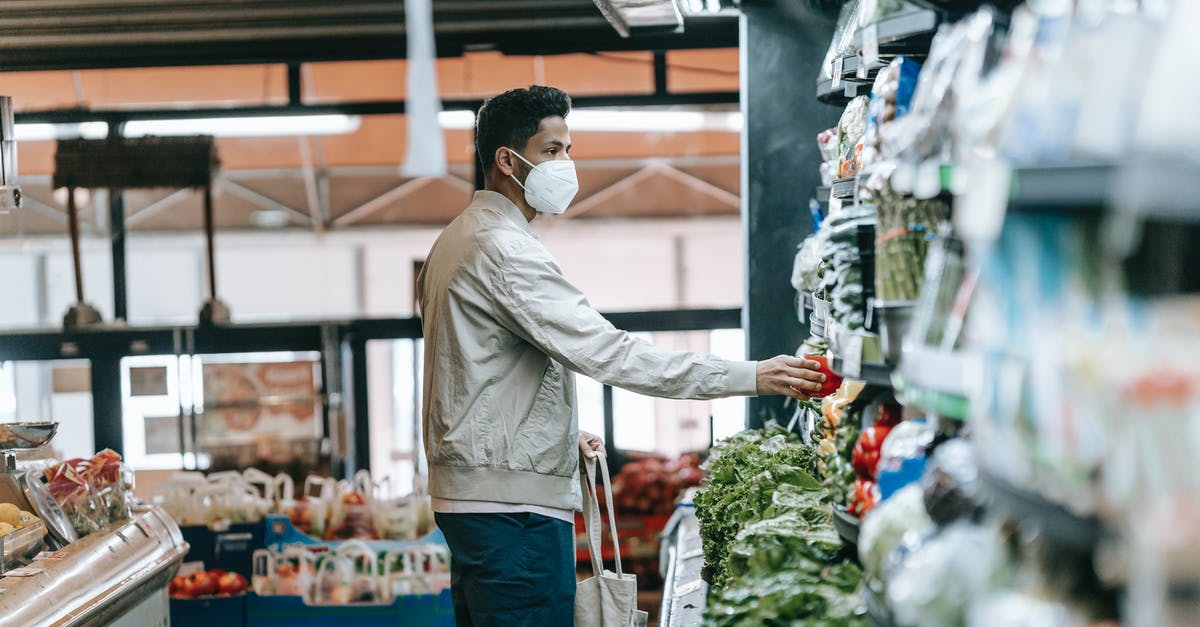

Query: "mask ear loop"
(504, 147), (531, 191)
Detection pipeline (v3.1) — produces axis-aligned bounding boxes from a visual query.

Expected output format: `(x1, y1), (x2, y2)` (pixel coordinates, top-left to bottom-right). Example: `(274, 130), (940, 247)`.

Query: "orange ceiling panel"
(305, 59), (407, 103)
(438, 52), (537, 100)
(1, 71), (83, 111)
(667, 49), (738, 93)
(568, 130), (738, 159)
(541, 53), (654, 96)
(78, 65), (289, 108)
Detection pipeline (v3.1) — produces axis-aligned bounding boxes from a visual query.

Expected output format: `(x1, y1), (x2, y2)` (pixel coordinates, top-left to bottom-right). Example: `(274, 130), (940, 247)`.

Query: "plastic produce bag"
(920, 438), (983, 526)
(307, 540), (386, 606)
(858, 483), (932, 578)
(325, 471), (377, 541)
(886, 522), (1008, 627)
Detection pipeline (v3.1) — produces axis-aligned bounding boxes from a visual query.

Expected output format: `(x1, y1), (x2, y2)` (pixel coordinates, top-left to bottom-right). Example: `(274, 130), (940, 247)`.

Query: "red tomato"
(808, 355), (844, 398)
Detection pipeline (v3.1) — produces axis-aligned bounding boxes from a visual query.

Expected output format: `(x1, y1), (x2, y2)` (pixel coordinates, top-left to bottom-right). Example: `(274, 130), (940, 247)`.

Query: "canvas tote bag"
(575, 451), (649, 627)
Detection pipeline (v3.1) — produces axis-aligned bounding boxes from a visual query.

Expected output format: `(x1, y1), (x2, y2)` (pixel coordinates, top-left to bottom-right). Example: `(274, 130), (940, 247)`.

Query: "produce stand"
(0, 505), (188, 627)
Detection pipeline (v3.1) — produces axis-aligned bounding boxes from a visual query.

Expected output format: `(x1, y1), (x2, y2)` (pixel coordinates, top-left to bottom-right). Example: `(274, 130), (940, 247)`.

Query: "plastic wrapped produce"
(886, 522), (1010, 627)
(858, 483), (932, 578)
(920, 438), (984, 526)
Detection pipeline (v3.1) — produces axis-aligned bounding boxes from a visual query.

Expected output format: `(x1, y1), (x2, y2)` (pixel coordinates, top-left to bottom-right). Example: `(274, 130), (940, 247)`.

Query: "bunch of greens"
(694, 425), (864, 626)
(695, 425), (818, 588)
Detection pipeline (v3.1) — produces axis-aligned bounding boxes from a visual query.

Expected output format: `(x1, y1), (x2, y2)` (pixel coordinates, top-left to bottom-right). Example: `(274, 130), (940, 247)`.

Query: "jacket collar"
(472, 190), (532, 235)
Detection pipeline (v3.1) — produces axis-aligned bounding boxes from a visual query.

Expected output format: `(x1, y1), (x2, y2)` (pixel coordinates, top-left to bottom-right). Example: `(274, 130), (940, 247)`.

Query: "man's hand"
(579, 430), (606, 460)
(756, 355), (827, 400)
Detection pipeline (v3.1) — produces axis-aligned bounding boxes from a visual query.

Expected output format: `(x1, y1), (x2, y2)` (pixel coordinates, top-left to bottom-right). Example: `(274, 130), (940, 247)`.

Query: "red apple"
(188, 571), (218, 597)
(217, 571), (248, 596)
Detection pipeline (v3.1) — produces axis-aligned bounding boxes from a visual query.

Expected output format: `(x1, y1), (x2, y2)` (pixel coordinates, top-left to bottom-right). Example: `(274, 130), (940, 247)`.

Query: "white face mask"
(505, 148), (579, 215)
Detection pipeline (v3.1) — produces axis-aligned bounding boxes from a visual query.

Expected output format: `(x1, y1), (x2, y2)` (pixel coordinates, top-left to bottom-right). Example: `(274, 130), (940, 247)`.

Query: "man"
(417, 85), (826, 626)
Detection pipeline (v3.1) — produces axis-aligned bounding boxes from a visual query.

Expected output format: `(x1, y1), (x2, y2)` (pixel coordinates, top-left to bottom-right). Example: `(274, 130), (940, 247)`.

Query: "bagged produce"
(44, 449), (135, 537)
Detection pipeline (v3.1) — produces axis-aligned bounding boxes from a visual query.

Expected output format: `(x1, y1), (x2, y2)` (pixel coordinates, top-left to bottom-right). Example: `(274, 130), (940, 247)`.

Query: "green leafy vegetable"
(694, 424), (865, 626)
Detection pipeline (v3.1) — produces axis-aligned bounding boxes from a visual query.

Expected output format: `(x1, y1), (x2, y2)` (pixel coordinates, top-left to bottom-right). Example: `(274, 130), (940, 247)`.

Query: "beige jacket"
(417, 191), (758, 510)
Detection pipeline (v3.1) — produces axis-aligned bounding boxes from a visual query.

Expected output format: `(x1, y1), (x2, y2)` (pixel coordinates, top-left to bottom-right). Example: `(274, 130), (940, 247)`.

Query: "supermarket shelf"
(831, 177), (857, 200)
(1008, 162), (1200, 222)
(832, 354), (894, 388)
(816, 186), (831, 205)
(832, 505), (860, 546)
(896, 347), (971, 420)
(908, 0), (1024, 15)
(817, 77), (870, 105)
(980, 471), (1107, 554)
(873, 9), (940, 50)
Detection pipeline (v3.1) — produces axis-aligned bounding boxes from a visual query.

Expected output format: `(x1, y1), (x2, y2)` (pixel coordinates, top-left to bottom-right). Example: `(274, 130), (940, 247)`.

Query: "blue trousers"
(435, 512), (575, 627)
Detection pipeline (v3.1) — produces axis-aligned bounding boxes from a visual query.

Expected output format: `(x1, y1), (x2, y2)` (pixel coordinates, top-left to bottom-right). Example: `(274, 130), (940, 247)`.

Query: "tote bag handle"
(580, 451), (623, 577)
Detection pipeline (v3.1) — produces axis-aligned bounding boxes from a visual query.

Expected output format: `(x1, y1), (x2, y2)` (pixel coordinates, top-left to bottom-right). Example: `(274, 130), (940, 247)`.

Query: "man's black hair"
(475, 85), (572, 178)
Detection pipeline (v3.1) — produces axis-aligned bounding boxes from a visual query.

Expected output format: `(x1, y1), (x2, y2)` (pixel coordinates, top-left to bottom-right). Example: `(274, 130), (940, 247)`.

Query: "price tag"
(856, 53), (869, 80)
(33, 551), (67, 561)
(862, 23), (880, 69)
(2, 567), (45, 578)
(843, 335), (864, 379)
(831, 56), (844, 90)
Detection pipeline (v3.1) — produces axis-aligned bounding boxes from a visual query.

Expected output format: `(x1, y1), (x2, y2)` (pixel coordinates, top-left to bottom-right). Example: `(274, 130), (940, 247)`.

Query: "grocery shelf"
(832, 354), (893, 388)
(873, 9), (940, 50)
(1007, 162), (1200, 222)
(817, 77), (870, 105)
(908, 0), (1024, 15)
(816, 185), (831, 205)
(980, 470), (1107, 554)
(832, 505), (860, 545)
(895, 347), (971, 420)
(896, 379), (968, 420)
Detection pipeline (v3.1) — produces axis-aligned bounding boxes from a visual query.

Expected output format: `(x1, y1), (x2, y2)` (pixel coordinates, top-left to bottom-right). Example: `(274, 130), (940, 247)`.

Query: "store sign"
(200, 361), (321, 444)
(129, 366), (169, 397)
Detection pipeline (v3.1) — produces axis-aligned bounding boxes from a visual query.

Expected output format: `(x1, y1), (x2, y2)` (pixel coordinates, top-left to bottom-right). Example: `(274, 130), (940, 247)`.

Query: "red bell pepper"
(851, 422), (894, 479)
(807, 355), (844, 399)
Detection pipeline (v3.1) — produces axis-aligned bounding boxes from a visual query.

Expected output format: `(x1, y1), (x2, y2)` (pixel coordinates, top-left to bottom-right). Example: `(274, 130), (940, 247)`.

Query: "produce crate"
(179, 521), (265, 578)
(245, 590), (455, 627)
(169, 594), (247, 627)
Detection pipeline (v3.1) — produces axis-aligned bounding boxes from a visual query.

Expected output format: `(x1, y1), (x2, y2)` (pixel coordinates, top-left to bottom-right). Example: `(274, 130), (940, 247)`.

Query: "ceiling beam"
(221, 179), (311, 224)
(126, 187), (192, 227)
(331, 177), (438, 227)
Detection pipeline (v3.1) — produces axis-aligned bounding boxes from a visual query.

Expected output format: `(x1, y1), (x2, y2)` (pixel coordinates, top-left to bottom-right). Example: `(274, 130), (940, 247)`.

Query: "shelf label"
(862, 24), (880, 70)
(844, 335), (864, 379)
(831, 56), (843, 90)
(33, 551), (67, 561)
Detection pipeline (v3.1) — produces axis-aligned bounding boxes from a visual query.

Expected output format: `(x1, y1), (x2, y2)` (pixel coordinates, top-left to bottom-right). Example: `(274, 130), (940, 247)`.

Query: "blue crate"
(179, 522), (265, 577)
(245, 591), (455, 627)
(169, 595), (247, 627)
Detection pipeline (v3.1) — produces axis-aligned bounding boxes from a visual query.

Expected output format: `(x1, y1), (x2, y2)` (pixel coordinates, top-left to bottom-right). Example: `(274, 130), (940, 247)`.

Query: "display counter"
(658, 505), (706, 627)
(0, 504), (187, 627)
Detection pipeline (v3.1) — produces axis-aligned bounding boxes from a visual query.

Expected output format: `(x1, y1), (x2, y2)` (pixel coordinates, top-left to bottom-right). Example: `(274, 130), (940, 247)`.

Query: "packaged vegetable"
(858, 483), (932, 579)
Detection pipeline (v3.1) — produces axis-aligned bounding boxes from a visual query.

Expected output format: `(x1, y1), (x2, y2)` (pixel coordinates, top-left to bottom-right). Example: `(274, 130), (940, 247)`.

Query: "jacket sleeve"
(486, 237), (758, 400)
